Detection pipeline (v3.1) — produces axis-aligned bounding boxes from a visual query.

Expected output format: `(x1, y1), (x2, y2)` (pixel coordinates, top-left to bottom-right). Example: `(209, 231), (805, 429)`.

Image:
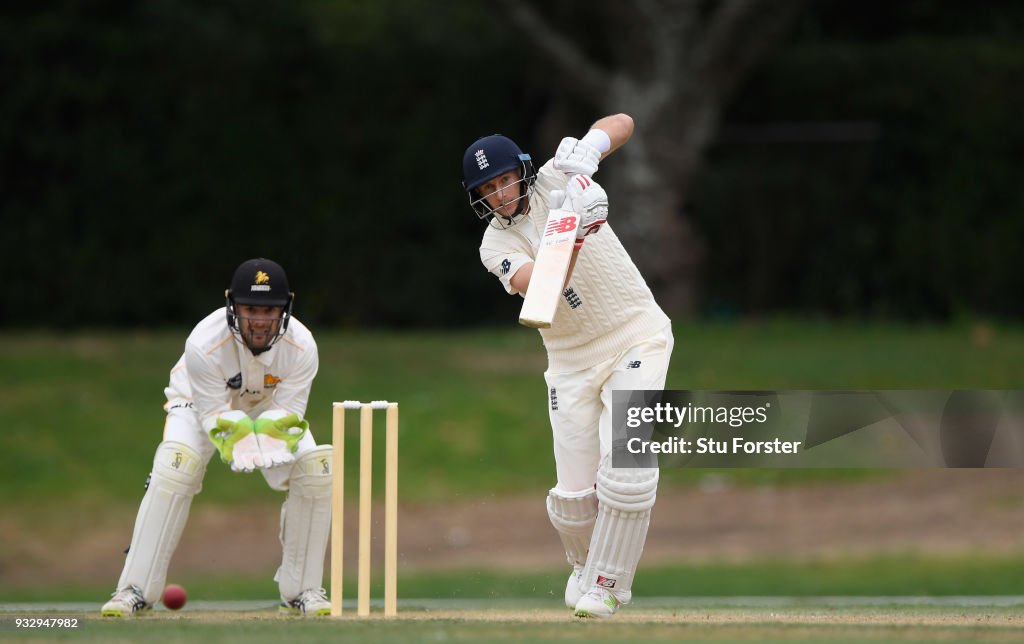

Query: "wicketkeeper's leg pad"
(580, 455), (659, 602)
(117, 441), (205, 604)
(546, 487), (598, 569)
(275, 445), (333, 601)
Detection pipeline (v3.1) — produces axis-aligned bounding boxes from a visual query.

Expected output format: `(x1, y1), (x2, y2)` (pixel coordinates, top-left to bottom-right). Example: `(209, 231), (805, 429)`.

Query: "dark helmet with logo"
(225, 258), (294, 352)
(461, 134), (536, 228)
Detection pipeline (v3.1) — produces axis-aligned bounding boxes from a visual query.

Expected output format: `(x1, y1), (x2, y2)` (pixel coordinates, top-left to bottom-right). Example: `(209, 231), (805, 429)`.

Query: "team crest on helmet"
(475, 149), (489, 170)
(252, 271), (271, 292)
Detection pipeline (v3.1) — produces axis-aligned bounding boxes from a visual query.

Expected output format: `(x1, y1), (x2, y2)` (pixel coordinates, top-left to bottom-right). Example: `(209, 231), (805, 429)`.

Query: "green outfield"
(3, 320), (1021, 506)
(4, 321), (1024, 640)
(10, 554), (1024, 604)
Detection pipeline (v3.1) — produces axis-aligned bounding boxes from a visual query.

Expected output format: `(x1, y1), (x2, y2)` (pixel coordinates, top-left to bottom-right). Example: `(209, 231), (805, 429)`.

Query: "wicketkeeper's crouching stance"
(101, 258), (333, 617)
(462, 114), (673, 618)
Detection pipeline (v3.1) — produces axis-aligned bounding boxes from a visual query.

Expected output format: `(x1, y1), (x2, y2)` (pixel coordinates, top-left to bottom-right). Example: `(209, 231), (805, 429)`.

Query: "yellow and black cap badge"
(228, 258), (291, 306)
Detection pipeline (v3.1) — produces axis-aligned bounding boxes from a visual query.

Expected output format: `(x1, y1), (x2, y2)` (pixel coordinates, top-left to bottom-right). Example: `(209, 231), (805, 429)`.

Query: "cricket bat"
(518, 208), (578, 328)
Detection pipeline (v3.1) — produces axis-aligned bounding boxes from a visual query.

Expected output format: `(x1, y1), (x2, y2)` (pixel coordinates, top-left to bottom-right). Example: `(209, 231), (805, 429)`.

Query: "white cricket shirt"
(164, 308), (319, 431)
(479, 160), (670, 372)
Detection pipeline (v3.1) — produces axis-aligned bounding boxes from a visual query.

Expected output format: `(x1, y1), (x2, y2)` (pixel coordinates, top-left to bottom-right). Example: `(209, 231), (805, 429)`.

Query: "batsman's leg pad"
(546, 487), (598, 569)
(117, 441), (205, 604)
(275, 445), (333, 601)
(581, 456), (659, 602)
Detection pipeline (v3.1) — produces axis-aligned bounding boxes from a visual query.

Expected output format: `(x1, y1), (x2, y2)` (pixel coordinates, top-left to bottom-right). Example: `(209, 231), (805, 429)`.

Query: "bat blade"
(518, 208), (578, 329)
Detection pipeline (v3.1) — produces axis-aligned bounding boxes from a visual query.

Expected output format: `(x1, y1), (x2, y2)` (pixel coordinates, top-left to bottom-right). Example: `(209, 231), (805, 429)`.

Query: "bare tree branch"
(493, 0), (810, 315)
(495, 0), (609, 97)
(634, 0), (688, 81)
(691, 0), (807, 100)
(690, 0), (750, 75)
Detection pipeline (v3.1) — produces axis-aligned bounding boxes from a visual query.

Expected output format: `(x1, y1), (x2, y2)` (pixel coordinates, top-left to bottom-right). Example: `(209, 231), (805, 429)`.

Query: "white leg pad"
(546, 487), (598, 569)
(117, 441), (204, 604)
(275, 445), (333, 601)
(580, 456), (659, 602)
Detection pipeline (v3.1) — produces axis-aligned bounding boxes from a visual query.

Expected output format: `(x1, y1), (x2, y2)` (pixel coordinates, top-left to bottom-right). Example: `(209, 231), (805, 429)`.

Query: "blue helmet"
(461, 134), (537, 227)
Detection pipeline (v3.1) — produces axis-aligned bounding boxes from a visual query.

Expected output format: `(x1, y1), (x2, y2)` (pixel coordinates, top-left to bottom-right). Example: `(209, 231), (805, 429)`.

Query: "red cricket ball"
(162, 584), (187, 610)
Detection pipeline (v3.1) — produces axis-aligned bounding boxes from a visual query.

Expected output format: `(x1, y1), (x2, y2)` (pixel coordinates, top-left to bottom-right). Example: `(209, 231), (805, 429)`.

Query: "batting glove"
(553, 137), (601, 178)
(565, 175), (608, 245)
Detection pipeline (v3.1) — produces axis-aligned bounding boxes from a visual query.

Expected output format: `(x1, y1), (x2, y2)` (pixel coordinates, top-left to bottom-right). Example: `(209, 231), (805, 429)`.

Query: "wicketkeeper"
(101, 258), (333, 617)
(461, 114), (674, 618)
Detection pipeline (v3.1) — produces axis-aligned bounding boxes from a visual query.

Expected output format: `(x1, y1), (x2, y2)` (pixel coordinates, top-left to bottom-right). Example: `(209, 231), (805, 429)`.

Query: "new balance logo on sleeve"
(626, 361), (642, 369)
(501, 259), (511, 275)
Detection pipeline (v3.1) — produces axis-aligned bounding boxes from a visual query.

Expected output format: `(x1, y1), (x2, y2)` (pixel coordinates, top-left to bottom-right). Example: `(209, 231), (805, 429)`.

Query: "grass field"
(4, 598), (1024, 643)
(12, 554), (1024, 604)
(3, 320), (1022, 506)
(4, 321), (1024, 641)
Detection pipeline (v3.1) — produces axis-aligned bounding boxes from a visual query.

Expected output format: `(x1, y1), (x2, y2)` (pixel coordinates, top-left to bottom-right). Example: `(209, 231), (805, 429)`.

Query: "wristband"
(581, 129), (611, 155)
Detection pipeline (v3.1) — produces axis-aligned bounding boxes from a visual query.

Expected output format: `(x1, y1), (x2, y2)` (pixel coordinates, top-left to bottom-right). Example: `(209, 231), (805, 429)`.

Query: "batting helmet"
(462, 134), (537, 226)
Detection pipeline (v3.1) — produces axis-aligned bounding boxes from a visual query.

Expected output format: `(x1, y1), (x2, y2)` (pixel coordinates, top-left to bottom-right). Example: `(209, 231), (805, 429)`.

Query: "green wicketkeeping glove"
(254, 413), (309, 453)
(209, 415), (257, 467)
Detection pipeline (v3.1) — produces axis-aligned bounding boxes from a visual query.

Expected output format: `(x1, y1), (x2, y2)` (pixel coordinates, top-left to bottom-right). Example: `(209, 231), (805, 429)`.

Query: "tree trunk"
(496, 0), (808, 317)
(602, 89), (719, 317)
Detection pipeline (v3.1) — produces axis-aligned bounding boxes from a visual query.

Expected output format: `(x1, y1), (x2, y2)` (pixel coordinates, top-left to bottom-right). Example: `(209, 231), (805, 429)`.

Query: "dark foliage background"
(2, 0), (1021, 327)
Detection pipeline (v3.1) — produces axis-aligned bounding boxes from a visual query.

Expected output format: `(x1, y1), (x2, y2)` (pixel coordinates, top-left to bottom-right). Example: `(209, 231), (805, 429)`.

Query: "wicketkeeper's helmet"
(225, 258), (294, 352)
(462, 134), (537, 227)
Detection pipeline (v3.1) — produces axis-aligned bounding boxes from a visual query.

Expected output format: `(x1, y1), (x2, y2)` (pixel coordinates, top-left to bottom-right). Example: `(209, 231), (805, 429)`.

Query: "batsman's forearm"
(590, 114), (634, 158)
(511, 262), (533, 295)
(511, 251), (578, 297)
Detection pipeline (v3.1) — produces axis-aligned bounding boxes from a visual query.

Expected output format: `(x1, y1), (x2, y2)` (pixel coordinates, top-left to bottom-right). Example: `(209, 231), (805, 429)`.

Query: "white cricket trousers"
(544, 324), (674, 492)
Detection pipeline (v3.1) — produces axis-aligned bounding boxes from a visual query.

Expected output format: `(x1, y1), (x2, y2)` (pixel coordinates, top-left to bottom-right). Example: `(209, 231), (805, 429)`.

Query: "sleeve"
(534, 159), (569, 200)
(480, 237), (534, 296)
(478, 161), (568, 297)
(183, 341), (233, 432)
(271, 337), (318, 418)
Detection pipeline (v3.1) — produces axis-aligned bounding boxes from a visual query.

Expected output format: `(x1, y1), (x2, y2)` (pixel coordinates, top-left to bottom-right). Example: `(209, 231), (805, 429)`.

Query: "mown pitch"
(4, 597), (1024, 643)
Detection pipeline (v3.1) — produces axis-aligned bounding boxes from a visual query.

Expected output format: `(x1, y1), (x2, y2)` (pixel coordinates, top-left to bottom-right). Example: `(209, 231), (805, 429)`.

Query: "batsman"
(462, 114), (674, 618)
(101, 258), (333, 617)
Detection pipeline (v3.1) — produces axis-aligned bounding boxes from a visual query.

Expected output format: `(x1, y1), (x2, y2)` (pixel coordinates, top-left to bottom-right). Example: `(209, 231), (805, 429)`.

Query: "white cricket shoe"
(101, 585), (151, 617)
(574, 585), (622, 619)
(279, 588), (331, 616)
(564, 569), (585, 609)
